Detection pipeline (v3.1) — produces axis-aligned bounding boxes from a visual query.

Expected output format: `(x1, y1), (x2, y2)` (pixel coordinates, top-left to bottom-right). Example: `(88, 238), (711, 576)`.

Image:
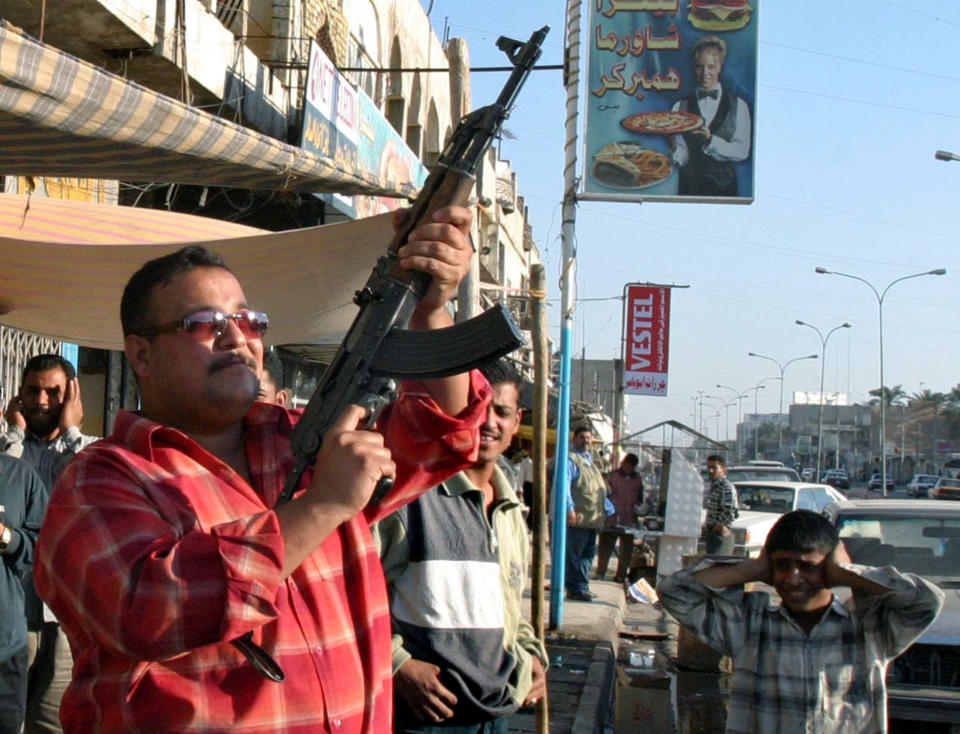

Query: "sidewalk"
(510, 578), (627, 734)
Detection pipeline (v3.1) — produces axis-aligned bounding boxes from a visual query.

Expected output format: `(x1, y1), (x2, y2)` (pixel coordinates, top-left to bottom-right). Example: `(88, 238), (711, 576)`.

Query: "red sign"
(622, 285), (670, 396)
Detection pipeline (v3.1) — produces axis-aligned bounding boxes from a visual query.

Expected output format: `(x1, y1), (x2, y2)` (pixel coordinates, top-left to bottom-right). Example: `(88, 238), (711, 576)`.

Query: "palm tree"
(868, 385), (907, 407)
(907, 390), (948, 473)
(909, 389), (947, 407)
(946, 383), (960, 410)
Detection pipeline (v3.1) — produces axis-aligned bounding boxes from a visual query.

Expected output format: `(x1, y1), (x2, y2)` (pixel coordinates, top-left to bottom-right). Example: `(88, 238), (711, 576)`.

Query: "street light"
(705, 394), (736, 443)
(742, 382), (769, 459)
(795, 320), (852, 480)
(935, 150), (960, 162)
(717, 384), (749, 461)
(815, 266), (946, 495)
(747, 352), (818, 457)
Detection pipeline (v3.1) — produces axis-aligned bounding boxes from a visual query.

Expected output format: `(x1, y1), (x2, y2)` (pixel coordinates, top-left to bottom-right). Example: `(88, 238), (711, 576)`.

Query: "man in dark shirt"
(0, 454), (47, 733)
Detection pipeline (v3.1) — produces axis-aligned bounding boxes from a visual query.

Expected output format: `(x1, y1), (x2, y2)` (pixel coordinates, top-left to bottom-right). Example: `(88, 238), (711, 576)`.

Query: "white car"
(730, 481), (846, 557)
(907, 474), (940, 498)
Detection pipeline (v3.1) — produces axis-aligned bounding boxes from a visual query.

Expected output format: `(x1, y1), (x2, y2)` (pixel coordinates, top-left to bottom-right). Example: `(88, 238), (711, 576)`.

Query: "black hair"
(623, 453), (639, 467)
(22, 354), (76, 383)
(763, 510), (838, 557)
(479, 358), (524, 392)
(120, 246), (232, 337)
(706, 454), (726, 466)
(262, 349), (284, 387)
(573, 425), (592, 437)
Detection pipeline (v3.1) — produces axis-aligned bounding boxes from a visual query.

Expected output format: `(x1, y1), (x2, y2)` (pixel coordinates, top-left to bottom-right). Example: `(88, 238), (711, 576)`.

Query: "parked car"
(729, 481), (845, 556)
(930, 477), (960, 501)
(868, 473), (895, 491)
(907, 474), (940, 498)
(726, 465), (801, 484)
(821, 469), (851, 490)
(822, 499), (960, 727)
(801, 468), (816, 481)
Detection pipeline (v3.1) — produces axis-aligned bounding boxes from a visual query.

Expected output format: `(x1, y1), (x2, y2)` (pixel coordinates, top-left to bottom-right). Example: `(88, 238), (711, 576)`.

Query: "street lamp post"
(705, 395), (736, 444)
(717, 384), (750, 462)
(747, 352), (818, 459)
(795, 320), (852, 480)
(815, 267), (946, 495)
(742, 383), (768, 460)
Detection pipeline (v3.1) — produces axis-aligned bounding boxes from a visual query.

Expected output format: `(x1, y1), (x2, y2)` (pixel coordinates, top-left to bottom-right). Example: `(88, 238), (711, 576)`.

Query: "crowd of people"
(0, 204), (946, 734)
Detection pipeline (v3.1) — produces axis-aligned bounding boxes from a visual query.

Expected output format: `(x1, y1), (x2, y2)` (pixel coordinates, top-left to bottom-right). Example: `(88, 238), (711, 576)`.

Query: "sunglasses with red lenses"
(139, 309), (269, 340)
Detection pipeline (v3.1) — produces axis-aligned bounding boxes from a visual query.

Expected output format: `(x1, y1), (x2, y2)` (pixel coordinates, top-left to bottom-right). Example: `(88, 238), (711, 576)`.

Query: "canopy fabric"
(0, 21), (418, 197)
(0, 192), (263, 244)
(0, 193), (393, 351)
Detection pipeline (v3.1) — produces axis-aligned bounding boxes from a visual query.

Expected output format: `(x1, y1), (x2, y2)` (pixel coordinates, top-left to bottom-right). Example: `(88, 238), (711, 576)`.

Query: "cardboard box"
(614, 665), (673, 732)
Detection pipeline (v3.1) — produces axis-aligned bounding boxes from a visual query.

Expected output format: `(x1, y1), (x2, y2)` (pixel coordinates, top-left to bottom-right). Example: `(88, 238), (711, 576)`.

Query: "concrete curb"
(569, 640), (617, 734)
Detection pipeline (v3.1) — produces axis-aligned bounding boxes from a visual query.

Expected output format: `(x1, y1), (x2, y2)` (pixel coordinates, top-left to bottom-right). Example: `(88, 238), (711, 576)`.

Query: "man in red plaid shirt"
(34, 206), (491, 734)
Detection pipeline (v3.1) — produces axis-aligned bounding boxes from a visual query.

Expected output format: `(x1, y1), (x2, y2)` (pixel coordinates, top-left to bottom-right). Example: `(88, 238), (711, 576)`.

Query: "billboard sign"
(582, 0), (758, 203)
(622, 284), (671, 396)
(301, 41), (427, 219)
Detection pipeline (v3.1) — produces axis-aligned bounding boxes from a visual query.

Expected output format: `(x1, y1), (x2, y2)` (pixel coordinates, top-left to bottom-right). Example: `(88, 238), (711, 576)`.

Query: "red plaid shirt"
(35, 373), (489, 734)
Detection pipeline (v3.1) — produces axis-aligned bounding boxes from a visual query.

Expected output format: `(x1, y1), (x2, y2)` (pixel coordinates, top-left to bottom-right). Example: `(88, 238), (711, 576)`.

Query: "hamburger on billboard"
(687, 0), (754, 32)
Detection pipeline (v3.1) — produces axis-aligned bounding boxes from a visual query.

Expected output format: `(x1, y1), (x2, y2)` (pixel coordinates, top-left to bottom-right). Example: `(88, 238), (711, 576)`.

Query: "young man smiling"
(658, 510), (943, 733)
(376, 360), (547, 733)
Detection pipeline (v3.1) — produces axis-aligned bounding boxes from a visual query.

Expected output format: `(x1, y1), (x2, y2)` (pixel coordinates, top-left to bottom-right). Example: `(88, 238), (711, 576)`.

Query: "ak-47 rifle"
(235, 25), (550, 682)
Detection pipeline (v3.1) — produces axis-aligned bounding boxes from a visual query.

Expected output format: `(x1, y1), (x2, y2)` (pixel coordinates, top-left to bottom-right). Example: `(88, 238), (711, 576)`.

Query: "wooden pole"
(529, 263), (550, 733)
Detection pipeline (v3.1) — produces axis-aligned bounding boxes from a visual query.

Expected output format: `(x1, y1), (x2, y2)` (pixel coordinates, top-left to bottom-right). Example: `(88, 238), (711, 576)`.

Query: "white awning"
(0, 193), (392, 352)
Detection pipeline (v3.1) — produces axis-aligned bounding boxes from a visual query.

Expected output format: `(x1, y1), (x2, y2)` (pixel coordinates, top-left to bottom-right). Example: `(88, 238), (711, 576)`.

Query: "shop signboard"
(622, 283), (671, 396)
(301, 41), (426, 218)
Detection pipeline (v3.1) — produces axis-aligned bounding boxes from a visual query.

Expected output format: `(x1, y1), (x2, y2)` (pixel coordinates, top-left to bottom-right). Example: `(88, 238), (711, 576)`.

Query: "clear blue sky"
(422, 1), (959, 439)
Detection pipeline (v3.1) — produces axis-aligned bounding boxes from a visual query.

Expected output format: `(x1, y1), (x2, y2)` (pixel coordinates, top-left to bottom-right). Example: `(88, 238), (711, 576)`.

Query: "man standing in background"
(703, 454), (738, 555)
(2, 354), (97, 734)
(0, 454), (47, 734)
(596, 453), (643, 583)
(563, 426), (607, 602)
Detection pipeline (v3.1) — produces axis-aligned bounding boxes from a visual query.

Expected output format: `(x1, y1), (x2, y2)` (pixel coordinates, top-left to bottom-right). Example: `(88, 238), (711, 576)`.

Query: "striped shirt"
(658, 559), (944, 734)
(705, 476), (738, 529)
(34, 373), (489, 734)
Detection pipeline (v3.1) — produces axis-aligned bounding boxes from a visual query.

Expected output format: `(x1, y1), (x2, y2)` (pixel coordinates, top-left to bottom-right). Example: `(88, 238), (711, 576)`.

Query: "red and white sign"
(622, 285), (670, 396)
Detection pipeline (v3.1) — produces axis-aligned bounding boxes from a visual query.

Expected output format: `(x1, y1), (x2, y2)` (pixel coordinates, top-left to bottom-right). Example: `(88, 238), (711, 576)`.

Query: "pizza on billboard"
(621, 111), (702, 135)
(687, 0), (754, 32)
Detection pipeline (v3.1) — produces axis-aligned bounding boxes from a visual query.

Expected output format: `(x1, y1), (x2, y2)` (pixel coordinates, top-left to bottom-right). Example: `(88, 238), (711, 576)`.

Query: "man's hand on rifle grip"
(394, 205), (474, 328)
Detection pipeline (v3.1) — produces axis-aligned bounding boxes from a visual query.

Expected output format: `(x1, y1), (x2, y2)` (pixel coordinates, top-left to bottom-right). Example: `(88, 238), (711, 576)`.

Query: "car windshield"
(836, 513), (960, 583)
(737, 486), (795, 514)
(728, 468), (800, 482)
(936, 479), (960, 489)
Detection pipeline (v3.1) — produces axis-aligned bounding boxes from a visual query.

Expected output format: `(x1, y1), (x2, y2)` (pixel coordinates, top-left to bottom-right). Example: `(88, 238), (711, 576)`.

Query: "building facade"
(0, 0), (540, 433)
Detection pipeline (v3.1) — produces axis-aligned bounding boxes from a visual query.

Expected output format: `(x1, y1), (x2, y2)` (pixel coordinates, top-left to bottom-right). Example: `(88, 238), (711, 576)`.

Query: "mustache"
(207, 354), (257, 375)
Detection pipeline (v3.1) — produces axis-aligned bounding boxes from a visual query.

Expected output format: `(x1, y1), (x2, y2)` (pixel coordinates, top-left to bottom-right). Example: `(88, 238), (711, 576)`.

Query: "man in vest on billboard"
(563, 426), (608, 603)
(669, 35), (752, 197)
